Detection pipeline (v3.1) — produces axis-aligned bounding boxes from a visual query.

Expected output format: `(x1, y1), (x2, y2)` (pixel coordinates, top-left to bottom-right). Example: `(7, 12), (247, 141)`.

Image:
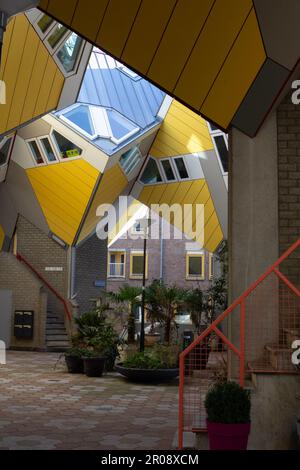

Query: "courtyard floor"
(0, 351), (178, 450)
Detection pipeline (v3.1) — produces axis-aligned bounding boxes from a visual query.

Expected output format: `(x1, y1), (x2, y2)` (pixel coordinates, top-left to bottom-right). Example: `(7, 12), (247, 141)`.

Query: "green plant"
(123, 344), (179, 369)
(184, 288), (204, 334)
(151, 343), (179, 368)
(205, 381), (251, 424)
(123, 351), (162, 369)
(65, 347), (86, 358)
(108, 285), (142, 344)
(145, 280), (186, 344)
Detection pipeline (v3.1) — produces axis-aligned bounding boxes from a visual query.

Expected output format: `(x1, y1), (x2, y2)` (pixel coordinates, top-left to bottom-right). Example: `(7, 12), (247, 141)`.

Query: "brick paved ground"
(0, 351), (178, 450)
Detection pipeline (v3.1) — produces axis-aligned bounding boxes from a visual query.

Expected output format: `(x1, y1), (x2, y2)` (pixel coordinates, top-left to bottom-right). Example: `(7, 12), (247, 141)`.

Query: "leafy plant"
(65, 347), (86, 358)
(123, 344), (179, 369)
(151, 343), (179, 368)
(184, 288), (204, 334)
(145, 280), (186, 344)
(124, 352), (163, 369)
(205, 381), (251, 424)
(108, 285), (142, 344)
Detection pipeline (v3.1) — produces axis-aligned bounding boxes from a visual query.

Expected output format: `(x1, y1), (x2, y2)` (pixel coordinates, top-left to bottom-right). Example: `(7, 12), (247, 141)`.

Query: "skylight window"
(60, 105), (139, 145)
(116, 62), (141, 81)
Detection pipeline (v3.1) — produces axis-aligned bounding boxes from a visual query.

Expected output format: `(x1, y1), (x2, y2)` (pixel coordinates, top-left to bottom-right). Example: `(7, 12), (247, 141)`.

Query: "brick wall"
(277, 91), (300, 285)
(75, 234), (107, 314)
(0, 252), (47, 349)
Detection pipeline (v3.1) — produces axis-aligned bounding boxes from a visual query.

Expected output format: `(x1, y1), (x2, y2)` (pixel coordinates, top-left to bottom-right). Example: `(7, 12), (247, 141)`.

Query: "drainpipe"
(160, 217), (164, 281)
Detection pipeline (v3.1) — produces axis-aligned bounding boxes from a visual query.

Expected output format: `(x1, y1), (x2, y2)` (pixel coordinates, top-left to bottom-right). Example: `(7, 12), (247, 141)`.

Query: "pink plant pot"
(207, 421), (251, 450)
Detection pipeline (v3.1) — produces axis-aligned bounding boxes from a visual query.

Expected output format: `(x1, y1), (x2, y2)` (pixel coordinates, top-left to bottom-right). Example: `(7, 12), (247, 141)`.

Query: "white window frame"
(106, 108), (140, 145)
(207, 122), (229, 175)
(60, 103), (99, 140)
(173, 156), (190, 180)
(27, 139), (47, 167)
(51, 129), (83, 163)
(119, 146), (142, 176)
(139, 156), (164, 186)
(37, 135), (59, 165)
(159, 157), (177, 182)
(107, 250), (126, 278)
(116, 61), (141, 81)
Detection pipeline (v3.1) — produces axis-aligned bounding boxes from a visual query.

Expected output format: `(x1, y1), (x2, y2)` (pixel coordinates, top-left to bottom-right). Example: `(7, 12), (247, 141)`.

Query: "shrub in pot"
(205, 381), (251, 450)
(64, 347), (85, 373)
(82, 349), (106, 377)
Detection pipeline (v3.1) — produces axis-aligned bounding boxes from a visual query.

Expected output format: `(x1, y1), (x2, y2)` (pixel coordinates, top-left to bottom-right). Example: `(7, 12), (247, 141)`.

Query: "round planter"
(83, 357), (106, 377)
(207, 421), (251, 450)
(145, 333), (161, 347)
(65, 355), (84, 374)
(115, 363), (179, 382)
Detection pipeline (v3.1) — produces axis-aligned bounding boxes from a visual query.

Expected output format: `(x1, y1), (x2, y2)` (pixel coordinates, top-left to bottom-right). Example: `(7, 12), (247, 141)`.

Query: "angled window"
(52, 131), (82, 159)
(0, 137), (12, 166)
(140, 158), (162, 184)
(106, 109), (139, 143)
(186, 253), (205, 280)
(39, 137), (57, 163)
(28, 140), (44, 165)
(161, 159), (176, 181)
(213, 135), (228, 173)
(120, 147), (142, 175)
(37, 14), (54, 34)
(174, 157), (189, 179)
(208, 122), (219, 132)
(57, 32), (83, 73)
(48, 24), (68, 49)
(63, 104), (95, 138)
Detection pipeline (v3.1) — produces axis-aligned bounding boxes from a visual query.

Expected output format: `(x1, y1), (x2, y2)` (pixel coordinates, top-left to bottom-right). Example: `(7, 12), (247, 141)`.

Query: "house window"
(40, 137), (57, 163)
(47, 23), (68, 48)
(0, 137), (12, 166)
(131, 221), (143, 235)
(120, 147), (142, 175)
(140, 158), (162, 184)
(37, 14), (54, 34)
(52, 130), (82, 159)
(63, 104), (95, 137)
(130, 252), (147, 279)
(116, 62), (140, 81)
(106, 109), (138, 143)
(186, 253), (205, 280)
(213, 135), (228, 173)
(108, 252), (125, 277)
(174, 157), (189, 179)
(209, 253), (214, 280)
(57, 32), (83, 73)
(161, 159), (176, 181)
(28, 140), (44, 165)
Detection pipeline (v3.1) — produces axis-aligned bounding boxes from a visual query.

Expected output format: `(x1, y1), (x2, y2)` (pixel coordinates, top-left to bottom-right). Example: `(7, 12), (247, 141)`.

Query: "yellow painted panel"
(6, 26), (40, 131)
(122, 0), (177, 75)
(148, 0), (214, 91)
(20, 42), (49, 124)
(108, 198), (142, 243)
(174, 0), (253, 110)
(78, 164), (128, 243)
(206, 224), (223, 253)
(47, 0), (78, 26)
(0, 225), (5, 250)
(150, 101), (213, 158)
(97, 0), (141, 58)
(46, 68), (65, 110)
(39, 0), (49, 9)
(27, 160), (99, 245)
(0, 15), (29, 135)
(72, 0), (109, 43)
(0, 17), (15, 81)
(34, 56), (58, 118)
(138, 185), (154, 205)
(201, 9), (266, 128)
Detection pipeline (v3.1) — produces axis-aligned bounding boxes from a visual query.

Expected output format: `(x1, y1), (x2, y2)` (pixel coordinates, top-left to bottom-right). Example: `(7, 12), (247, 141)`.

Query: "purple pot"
(207, 421), (251, 450)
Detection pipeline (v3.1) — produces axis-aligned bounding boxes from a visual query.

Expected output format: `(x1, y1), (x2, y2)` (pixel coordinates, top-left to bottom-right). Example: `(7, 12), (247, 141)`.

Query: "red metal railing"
(178, 238), (300, 449)
(16, 253), (72, 322)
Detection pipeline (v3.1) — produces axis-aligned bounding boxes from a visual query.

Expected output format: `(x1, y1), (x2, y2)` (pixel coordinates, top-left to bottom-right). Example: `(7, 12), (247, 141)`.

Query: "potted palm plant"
(108, 285), (142, 344)
(205, 381), (251, 450)
(64, 346), (85, 373)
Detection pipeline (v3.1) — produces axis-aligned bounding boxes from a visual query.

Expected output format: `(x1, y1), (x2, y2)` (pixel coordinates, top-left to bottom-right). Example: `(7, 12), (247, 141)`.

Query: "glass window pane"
(57, 32), (83, 73)
(29, 141), (44, 165)
(64, 105), (94, 136)
(48, 24), (68, 49)
(52, 131), (82, 159)
(208, 122), (219, 132)
(106, 109), (137, 141)
(162, 159), (175, 181)
(40, 137), (57, 162)
(120, 147), (141, 175)
(214, 135), (228, 172)
(188, 256), (202, 276)
(37, 14), (53, 33)
(132, 255), (144, 275)
(141, 159), (162, 184)
(175, 157), (189, 179)
(0, 138), (12, 166)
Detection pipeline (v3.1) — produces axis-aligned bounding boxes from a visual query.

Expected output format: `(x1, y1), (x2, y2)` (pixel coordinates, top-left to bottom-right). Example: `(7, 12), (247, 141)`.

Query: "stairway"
(46, 311), (70, 352)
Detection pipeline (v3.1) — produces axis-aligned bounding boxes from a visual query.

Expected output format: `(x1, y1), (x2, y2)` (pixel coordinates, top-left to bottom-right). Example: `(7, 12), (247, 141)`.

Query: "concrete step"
(46, 334), (69, 341)
(46, 340), (70, 347)
(46, 319), (64, 325)
(46, 328), (67, 335)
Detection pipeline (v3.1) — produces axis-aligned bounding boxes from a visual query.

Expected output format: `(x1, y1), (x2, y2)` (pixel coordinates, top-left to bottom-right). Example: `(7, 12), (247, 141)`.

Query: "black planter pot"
(83, 357), (106, 377)
(65, 355), (84, 373)
(115, 363), (179, 383)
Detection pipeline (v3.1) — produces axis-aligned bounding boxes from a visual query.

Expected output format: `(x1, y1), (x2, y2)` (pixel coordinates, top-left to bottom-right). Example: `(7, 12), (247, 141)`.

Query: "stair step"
(46, 319), (64, 325)
(46, 329), (67, 335)
(46, 334), (68, 341)
(46, 340), (70, 347)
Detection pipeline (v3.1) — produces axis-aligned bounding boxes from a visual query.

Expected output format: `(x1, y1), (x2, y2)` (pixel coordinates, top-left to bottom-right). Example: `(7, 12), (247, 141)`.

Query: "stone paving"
(0, 352), (178, 450)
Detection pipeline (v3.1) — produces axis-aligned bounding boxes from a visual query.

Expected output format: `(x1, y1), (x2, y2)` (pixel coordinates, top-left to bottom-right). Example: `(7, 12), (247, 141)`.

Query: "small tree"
(184, 287), (204, 334)
(145, 280), (186, 344)
(108, 285), (142, 344)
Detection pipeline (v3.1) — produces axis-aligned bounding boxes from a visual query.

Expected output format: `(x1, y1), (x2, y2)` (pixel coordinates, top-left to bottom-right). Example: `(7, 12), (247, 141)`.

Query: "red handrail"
(16, 253), (72, 322)
(178, 237), (300, 449)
